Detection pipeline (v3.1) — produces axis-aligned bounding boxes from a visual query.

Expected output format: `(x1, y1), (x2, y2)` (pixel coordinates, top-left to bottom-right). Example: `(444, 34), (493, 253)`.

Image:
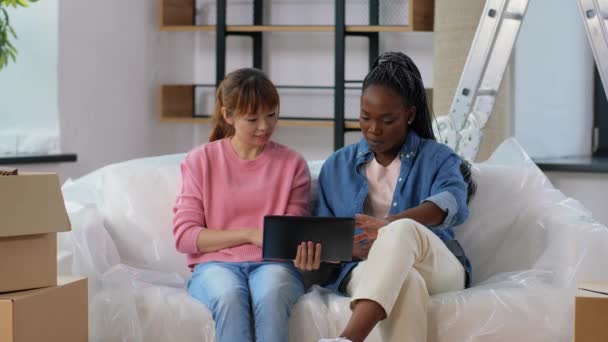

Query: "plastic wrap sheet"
(59, 154), (215, 342)
(59, 196), (215, 341)
(58, 139), (608, 342)
(426, 138), (608, 342)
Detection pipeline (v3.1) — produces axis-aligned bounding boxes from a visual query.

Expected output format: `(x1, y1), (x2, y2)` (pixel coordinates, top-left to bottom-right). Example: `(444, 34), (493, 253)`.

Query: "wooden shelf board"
(159, 116), (360, 128)
(159, 85), (431, 130)
(160, 25), (215, 32)
(228, 25), (335, 32)
(160, 117), (212, 124)
(344, 121), (361, 129)
(159, 25), (429, 33)
(346, 25), (412, 32)
(279, 119), (358, 128)
(160, 0), (434, 32)
(279, 119), (333, 127)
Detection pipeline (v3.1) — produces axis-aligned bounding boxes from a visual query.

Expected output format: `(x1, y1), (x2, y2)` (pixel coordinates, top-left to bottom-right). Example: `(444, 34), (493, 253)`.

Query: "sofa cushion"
(98, 153), (190, 277)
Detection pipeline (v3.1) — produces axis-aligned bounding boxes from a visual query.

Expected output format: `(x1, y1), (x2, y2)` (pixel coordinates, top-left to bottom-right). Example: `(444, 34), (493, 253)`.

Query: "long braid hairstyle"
(362, 52), (476, 202)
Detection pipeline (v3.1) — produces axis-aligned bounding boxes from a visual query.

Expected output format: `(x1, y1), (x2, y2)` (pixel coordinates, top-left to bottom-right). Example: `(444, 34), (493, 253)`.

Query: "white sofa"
(58, 139), (608, 342)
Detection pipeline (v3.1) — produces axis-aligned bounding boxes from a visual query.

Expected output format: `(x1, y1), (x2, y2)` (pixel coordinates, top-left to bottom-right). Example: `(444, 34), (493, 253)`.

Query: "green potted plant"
(0, 0), (38, 70)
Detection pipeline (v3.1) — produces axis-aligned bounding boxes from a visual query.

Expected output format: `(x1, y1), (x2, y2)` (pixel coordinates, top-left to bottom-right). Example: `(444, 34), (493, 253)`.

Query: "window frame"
(594, 65), (608, 157)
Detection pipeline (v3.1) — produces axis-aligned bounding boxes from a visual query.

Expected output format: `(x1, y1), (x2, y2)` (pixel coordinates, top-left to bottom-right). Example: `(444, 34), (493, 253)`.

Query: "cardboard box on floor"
(0, 277), (87, 342)
(0, 173), (71, 293)
(575, 282), (608, 342)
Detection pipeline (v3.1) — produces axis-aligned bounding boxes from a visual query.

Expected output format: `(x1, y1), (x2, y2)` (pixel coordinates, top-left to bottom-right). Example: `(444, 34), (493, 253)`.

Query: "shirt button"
(398, 177), (403, 182)
(393, 202), (397, 207)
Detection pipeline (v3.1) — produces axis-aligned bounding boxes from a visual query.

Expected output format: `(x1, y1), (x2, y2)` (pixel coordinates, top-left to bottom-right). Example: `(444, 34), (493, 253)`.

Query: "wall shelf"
(159, 115), (361, 129)
(158, 0), (435, 148)
(159, 0), (434, 32)
(159, 84), (362, 128)
(159, 84), (432, 129)
(160, 25), (426, 33)
(160, 25), (215, 32)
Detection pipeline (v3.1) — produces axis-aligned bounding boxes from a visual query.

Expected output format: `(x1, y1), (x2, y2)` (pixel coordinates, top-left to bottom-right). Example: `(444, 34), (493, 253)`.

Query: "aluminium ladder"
(434, 0), (608, 161)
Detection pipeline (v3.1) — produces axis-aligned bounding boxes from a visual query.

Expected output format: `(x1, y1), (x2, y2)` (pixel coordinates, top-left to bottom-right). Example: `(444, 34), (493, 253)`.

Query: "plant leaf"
(2, 8), (9, 23)
(7, 48), (15, 62)
(0, 53), (7, 69)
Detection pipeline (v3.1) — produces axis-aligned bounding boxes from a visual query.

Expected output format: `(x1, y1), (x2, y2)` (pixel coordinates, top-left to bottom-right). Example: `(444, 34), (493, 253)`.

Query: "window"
(513, 0), (594, 160)
(0, 0), (59, 157)
(594, 66), (608, 157)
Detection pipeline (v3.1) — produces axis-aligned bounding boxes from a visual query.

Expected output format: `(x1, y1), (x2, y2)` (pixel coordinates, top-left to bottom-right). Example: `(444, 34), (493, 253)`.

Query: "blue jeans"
(188, 261), (305, 342)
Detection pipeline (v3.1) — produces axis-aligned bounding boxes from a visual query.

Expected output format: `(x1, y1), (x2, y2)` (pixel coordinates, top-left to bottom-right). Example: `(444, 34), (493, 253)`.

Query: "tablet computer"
(262, 215), (355, 262)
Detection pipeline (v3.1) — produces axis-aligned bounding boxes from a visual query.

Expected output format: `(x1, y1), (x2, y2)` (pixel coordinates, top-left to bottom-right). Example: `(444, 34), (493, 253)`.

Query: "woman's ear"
(221, 107), (234, 125)
(407, 106), (416, 125)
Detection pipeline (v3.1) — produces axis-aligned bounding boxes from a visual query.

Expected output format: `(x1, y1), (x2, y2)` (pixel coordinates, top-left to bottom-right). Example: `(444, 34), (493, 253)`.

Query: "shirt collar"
(355, 130), (421, 166)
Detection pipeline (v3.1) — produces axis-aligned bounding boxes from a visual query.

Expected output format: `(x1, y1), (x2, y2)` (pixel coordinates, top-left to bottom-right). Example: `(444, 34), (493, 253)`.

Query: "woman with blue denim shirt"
(294, 52), (475, 342)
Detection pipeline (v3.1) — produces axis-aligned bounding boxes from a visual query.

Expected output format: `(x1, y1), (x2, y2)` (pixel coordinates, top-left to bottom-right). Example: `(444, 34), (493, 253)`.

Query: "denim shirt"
(314, 131), (472, 292)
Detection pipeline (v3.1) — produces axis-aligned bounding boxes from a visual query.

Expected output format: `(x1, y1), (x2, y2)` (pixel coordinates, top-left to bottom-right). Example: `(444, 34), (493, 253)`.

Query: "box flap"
(57, 276), (85, 286)
(577, 282), (608, 298)
(0, 286), (50, 301)
(0, 277), (86, 302)
(0, 173), (71, 237)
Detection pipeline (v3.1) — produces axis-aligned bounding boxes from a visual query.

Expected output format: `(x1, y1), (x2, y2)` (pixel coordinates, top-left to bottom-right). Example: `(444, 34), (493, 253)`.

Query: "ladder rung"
(477, 89), (498, 96)
(504, 12), (524, 20)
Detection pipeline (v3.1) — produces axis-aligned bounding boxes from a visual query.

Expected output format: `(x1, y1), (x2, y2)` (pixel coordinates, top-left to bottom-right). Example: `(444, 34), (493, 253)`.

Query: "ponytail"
(209, 86), (235, 142)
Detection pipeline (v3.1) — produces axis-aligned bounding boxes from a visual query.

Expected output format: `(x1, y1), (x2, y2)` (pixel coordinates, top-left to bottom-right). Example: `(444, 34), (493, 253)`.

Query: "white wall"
(12, 0), (434, 182)
(13, 0), (197, 180)
(513, 0), (594, 159)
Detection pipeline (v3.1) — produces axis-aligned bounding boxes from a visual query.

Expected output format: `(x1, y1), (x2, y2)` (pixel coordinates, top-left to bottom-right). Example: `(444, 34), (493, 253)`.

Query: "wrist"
(244, 230), (255, 244)
(384, 215), (396, 224)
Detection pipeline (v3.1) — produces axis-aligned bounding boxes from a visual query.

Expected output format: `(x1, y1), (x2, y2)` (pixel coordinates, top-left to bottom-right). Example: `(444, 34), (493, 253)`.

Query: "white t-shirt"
(363, 156), (401, 218)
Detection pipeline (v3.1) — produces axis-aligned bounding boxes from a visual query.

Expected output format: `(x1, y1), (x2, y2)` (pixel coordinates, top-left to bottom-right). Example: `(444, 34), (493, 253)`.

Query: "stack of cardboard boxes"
(0, 171), (88, 342)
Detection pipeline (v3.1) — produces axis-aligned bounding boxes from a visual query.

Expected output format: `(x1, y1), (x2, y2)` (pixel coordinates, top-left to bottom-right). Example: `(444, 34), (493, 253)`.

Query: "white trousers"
(345, 219), (465, 342)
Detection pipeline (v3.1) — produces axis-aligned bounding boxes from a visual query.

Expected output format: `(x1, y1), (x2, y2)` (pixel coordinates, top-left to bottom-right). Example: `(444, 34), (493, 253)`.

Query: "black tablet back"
(263, 216), (355, 262)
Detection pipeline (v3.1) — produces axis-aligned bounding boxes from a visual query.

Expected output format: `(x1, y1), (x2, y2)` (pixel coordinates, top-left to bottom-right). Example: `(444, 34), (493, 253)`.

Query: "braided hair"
(362, 52), (476, 202)
(363, 51), (434, 140)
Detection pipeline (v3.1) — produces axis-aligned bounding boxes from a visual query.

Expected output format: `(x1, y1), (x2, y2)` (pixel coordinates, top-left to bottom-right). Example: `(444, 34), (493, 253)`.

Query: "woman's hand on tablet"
(352, 237), (374, 260)
(293, 241), (322, 271)
(355, 214), (389, 239)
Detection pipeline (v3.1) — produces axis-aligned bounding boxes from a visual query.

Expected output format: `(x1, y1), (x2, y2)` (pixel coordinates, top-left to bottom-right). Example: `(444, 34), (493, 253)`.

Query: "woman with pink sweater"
(172, 68), (311, 342)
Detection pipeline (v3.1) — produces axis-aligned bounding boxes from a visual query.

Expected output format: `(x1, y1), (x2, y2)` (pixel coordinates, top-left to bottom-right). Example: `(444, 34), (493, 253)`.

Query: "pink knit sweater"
(173, 138), (311, 269)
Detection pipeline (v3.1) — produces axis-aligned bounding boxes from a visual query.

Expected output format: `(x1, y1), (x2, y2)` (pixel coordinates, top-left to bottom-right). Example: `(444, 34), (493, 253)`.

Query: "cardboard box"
(0, 173), (71, 293)
(575, 282), (608, 342)
(0, 277), (88, 342)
